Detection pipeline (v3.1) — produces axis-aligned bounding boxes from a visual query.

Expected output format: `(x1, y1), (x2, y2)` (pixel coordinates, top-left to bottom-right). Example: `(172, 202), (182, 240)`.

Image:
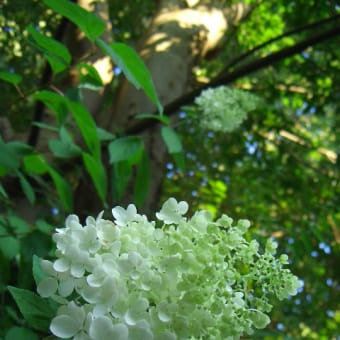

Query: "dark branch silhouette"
(126, 22), (340, 135)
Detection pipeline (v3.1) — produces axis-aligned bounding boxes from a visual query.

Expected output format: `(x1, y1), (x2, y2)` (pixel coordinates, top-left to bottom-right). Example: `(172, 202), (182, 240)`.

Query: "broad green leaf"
(108, 136), (143, 164)
(32, 255), (49, 286)
(78, 63), (103, 90)
(96, 127), (116, 141)
(111, 161), (132, 200)
(43, 0), (105, 41)
(135, 113), (170, 124)
(0, 139), (20, 172)
(6, 141), (33, 157)
(8, 215), (30, 235)
(67, 101), (100, 159)
(82, 152), (107, 203)
(17, 171), (36, 204)
(23, 154), (49, 175)
(97, 39), (163, 114)
(8, 286), (55, 332)
(32, 90), (68, 125)
(48, 139), (81, 158)
(26, 25), (71, 75)
(35, 220), (54, 235)
(48, 168), (73, 212)
(134, 151), (151, 207)
(0, 237), (20, 259)
(5, 326), (39, 340)
(161, 126), (182, 153)
(0, 71), (22, 85)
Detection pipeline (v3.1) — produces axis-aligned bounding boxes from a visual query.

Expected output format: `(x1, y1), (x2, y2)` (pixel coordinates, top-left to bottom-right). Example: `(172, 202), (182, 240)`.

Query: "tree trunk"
(96, 0), (249, 213)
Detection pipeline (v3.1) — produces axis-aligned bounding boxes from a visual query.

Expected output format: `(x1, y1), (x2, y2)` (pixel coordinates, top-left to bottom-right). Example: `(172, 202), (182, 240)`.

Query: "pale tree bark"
(6, 0), (250, 219)
(96, 0), (250, 212)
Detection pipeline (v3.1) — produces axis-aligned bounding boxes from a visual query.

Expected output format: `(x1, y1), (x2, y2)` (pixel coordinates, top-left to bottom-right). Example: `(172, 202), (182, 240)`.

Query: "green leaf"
(21, 231), (52, 260)
(23, 154), (49, 175)
(111, 161), (132, 200)
(67, 100), (100, 159)
(32, 255), (48, 286)
(0, 139), (20, 172)
(43, 0), (105, 41)
(78, 63), (103, 90)
(48, 168), (73, 212)
(17, 171), (36, 204)
(108, 136), (143, 164)
(96, 127), (116, 141)
(48, 139), (81, 158)
(35, 220), (54, 235)
(8, 286), (55, 332)
(161, 126), (185, 171)
(134, 151), (151, 207)
(135, 113), (170, 124)
(26, 25), (71, 75)
(0, 237), (20, 259)
(31, 122), (59, 133)
(32, 90), (68, 125)
(82, 152), (107, 203)
(23, 153), (72, 210)
(172, 151), (185, 172)
(0, 71), (22, 85)
(97, 39), (163, 114)
(5, 326), (39, 340)
(8, 215), (31, 235)
(161, 126), (182, 153)
(49, 126), (82, 158)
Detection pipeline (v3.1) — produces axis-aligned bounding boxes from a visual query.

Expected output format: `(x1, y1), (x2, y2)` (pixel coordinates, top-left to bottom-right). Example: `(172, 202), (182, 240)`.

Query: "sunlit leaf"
(96, 39), (163, 114)
(43, 0), (105, 41)
(78, 63), (103, 90)
(26, 25), (71, 74)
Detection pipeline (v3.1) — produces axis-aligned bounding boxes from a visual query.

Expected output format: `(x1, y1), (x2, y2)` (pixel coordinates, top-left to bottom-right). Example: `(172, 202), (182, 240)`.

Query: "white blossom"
(195, 86), (259, 133)
(37, 197), (301, 339)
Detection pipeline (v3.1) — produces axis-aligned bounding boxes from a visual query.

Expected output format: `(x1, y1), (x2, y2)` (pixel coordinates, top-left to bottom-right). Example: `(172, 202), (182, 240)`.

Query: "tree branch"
(223, 13), (340, 71)
(126, 22), (340, 135)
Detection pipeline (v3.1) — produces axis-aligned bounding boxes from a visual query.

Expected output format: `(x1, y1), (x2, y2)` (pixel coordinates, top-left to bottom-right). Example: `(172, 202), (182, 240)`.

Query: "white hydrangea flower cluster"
(195, 86), (259, 132)
(37, 198), (300, 340)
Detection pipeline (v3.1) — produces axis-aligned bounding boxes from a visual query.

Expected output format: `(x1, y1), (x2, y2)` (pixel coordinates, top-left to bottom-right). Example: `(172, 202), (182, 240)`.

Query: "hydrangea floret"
(195, 86), (259, 132)
(37, 198), (300, 339)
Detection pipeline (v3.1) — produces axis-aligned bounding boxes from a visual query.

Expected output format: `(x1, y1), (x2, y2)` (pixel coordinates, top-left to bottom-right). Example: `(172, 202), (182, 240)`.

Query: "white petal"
(58, 278), (75, 297)
(37, 277), (58, 297)
(53, 258), (70, 272)
(50, 314), (81, 338)
(89, 316), (128, 340)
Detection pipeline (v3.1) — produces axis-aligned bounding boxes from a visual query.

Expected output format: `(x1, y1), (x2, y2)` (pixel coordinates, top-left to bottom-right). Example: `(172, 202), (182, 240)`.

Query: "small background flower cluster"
(195, 86), (259, 132)
(37, 198), (300, 339)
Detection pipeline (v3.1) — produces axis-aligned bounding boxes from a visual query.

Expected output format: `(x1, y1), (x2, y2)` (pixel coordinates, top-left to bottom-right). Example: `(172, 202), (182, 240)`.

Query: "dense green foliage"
(0, 0), (339, 339)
